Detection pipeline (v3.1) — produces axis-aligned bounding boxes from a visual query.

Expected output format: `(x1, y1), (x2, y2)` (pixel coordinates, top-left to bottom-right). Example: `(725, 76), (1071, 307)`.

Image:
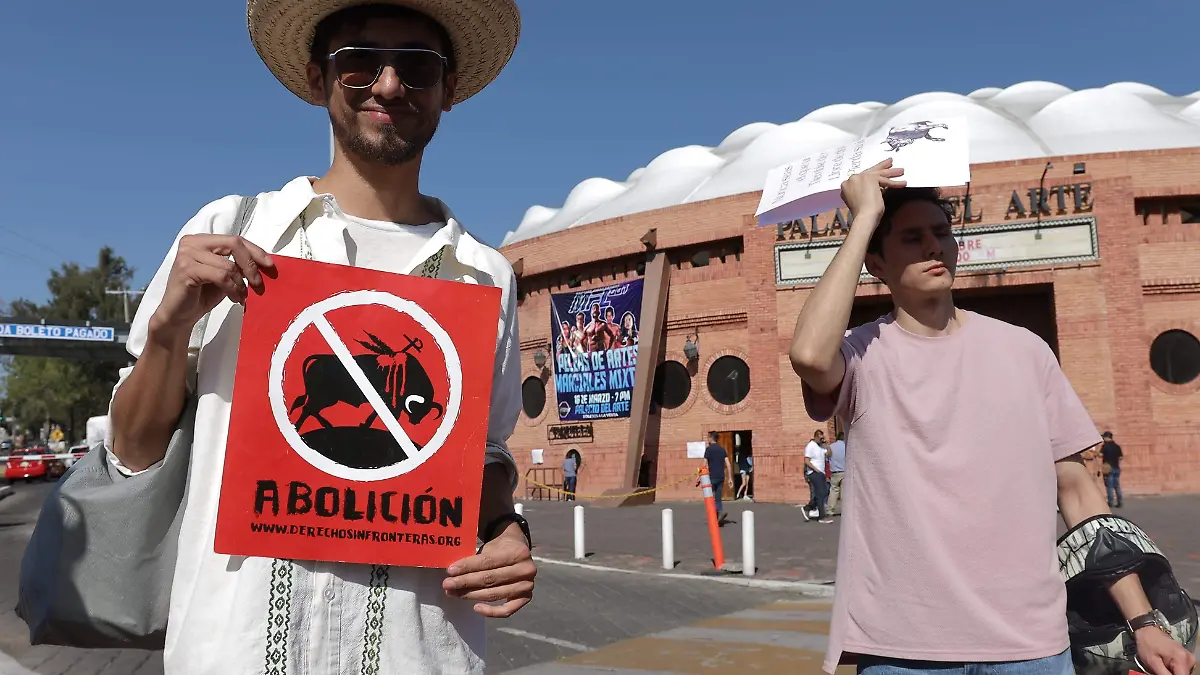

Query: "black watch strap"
(483, 512), (532, 549)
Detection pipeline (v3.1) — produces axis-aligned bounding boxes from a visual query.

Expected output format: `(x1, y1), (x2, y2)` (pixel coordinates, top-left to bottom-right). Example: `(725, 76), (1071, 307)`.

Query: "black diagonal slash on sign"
(306, 312), (421, 460)
(270, 290), (461, 480)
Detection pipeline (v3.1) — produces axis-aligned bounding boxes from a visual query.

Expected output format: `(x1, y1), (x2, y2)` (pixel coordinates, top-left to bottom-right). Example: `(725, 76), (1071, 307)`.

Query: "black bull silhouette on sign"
(289, 331), (445, 433)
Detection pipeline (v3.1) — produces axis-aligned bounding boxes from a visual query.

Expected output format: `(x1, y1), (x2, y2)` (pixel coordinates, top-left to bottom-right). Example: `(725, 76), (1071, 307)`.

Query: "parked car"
(51, 443), (91, 478)
(5, 446), (48, 483)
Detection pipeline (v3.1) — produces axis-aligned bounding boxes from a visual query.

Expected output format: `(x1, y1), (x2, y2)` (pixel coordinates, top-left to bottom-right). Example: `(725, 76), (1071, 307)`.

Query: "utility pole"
(105, 288), (145, 324)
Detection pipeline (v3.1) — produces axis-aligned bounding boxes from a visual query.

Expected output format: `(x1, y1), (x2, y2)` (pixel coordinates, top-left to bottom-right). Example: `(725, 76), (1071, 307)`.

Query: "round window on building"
(1149, 329), (1200, 385)
(707, 355), (751, 406)
(651, 361), (692, 409)
(521, 377), (546, 418)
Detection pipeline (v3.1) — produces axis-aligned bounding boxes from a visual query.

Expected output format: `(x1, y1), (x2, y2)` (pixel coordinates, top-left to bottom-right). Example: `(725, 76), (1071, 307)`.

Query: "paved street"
(518, 499), (838, 583)
(519, 495), (1200, 594)
(0, 482), (801, 674)
(504, 598), (846, 675)
(4, 481), (1198, 674)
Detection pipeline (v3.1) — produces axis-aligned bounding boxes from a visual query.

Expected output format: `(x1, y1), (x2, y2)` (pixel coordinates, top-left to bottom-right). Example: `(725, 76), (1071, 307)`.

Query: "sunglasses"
(327, 46), (448, 90)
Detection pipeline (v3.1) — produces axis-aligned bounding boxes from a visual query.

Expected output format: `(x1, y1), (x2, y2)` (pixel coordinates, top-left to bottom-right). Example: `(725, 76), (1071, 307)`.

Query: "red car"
(5, 446), (49, 483)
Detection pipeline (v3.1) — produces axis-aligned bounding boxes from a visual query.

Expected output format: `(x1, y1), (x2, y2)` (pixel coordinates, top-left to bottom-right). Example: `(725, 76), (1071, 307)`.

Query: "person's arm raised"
(788, 160), (905, 394)
(109, 233), (274, 472)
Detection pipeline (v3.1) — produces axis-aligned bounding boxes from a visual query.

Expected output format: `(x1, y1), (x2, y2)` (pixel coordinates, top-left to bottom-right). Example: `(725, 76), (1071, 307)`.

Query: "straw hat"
(247, 0), (520, 105)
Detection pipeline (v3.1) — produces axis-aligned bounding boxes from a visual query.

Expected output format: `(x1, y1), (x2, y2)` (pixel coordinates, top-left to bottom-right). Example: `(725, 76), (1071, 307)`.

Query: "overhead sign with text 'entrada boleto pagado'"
(0, 323), (114, 342)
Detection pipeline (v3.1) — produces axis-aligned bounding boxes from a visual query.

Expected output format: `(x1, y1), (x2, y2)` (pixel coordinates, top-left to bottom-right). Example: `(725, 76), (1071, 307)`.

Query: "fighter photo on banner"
(549, 278), (644, 421)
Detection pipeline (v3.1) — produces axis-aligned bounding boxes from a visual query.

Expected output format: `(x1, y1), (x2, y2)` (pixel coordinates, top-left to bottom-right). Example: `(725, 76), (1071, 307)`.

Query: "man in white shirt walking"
(802, 430), (833, 523)
(105, 2), (532, 673)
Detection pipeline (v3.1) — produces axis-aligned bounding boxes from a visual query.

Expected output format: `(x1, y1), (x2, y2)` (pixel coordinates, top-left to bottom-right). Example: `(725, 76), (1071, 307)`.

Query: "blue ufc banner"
(550, 279), (644, 421)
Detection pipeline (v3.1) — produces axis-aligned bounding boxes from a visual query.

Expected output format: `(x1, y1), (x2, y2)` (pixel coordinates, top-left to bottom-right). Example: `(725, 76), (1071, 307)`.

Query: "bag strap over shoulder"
(231, 196), (258, 237)
(186, 196), (258, 380)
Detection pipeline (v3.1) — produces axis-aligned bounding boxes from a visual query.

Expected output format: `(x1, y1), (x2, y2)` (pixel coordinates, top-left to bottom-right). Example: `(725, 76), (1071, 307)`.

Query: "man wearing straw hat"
(106, 1), (531, 672)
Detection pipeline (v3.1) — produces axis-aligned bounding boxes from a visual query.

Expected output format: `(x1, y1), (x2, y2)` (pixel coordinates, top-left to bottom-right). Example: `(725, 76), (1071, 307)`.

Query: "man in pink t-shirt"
(787, 160), (1196, 675)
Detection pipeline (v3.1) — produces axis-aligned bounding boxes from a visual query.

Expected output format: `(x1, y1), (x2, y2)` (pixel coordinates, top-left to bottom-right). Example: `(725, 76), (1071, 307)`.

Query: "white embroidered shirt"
(103, 176), (522, 675)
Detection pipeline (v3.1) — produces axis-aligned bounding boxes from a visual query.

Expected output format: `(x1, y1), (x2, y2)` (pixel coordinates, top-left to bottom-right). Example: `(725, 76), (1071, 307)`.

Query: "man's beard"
(330, 106), (440, 166)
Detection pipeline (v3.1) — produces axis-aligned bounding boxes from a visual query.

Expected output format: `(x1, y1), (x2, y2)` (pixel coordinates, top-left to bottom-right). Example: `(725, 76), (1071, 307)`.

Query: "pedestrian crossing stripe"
(502, 600), (849, 675)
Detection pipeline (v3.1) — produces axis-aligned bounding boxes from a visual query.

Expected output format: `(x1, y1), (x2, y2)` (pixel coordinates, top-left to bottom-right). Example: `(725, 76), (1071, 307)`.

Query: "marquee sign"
(773, 181), (1096, 242)
(0, 323), (114, 342)
(214, 256), (501, 568)
(547, 422), (594, 444)
(776, 216), (1099, 286)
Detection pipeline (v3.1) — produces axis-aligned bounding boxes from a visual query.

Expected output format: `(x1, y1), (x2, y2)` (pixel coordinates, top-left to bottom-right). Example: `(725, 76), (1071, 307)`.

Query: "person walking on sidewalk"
(105, 2), (533, 673)
(736, 448), (754, 501)
(704, 431), (733, 525)
(802, 430), (833, 523)
(562, 450), (579, 501)
(788, 159), (1194, 675)
(800, 430), (821, 513)
(826, 432), (846, 516)
(1100, 430), (1124, 508)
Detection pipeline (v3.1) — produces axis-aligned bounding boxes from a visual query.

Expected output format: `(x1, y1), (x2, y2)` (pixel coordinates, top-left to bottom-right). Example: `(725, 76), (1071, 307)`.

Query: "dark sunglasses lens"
(393, 51), (443, 88)
(333, 50), (382, 88)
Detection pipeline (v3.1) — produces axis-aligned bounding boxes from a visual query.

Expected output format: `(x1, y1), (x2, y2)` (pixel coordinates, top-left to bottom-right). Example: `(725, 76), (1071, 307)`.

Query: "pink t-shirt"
(802, 311), (1100, 673)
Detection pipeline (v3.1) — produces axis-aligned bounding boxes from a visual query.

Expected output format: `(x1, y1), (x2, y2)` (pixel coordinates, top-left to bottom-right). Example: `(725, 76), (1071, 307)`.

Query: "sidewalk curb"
(0, 486), (13, 502)
(532, 556), (836, 596)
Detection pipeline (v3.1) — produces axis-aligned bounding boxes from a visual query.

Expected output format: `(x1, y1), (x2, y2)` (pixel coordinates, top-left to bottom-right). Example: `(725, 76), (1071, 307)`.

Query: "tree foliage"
(0, 246), (138, 440)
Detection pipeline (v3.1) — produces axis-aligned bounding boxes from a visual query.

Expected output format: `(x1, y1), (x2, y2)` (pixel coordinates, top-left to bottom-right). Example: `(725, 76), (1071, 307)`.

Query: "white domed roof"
(502, 82), (1200, 246)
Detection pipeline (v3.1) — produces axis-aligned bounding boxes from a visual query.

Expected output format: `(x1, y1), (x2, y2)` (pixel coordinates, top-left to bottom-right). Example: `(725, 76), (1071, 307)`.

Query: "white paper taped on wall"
(756, 118), (971, 226)
(532, 448), (544, 465)
(686, 441), (706, 459)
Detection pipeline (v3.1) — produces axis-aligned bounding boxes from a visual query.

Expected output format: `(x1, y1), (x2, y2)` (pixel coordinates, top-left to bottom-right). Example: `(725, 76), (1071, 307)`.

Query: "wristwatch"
(1127, 609), (1171, 637)
(483, 512), (532, 550)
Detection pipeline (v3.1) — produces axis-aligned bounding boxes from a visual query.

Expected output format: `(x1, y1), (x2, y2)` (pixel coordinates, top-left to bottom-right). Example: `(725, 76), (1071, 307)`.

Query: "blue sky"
(0, 0), (1195, 308)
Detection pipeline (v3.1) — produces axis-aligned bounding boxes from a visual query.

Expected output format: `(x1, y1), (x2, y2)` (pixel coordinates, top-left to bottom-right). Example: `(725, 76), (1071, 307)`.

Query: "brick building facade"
(499, 149), (1200, 502)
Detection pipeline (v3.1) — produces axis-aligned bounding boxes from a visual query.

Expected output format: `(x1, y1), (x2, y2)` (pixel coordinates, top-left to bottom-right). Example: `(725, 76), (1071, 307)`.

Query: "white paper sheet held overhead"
(756, 118), (971, 226)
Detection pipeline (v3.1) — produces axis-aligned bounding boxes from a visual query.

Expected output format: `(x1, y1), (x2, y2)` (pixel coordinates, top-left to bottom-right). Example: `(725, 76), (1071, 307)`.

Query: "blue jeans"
(711, 477), (724, 514)
(857, 649), (1073, 675)
(563, 476), (577, 501)
(1104, 467), (1122, 506)
(808, 472), (828, 519)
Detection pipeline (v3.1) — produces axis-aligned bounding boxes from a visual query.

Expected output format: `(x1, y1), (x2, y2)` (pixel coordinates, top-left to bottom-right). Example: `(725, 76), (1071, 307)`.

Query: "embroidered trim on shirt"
(360, 564), (390, 674)
(297, 210), (314, 261)
(265, 558), (295, 675)
(262, 206), (450, 674)
(417, 247), (446, 278)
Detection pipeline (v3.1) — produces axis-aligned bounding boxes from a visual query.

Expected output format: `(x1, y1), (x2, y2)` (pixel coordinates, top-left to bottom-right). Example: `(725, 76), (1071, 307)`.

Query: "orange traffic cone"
(698, 464), (725, 570)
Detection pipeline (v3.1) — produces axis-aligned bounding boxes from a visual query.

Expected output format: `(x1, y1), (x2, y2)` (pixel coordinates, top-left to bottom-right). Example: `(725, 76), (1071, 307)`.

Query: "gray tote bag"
(16, 196), (258, 649)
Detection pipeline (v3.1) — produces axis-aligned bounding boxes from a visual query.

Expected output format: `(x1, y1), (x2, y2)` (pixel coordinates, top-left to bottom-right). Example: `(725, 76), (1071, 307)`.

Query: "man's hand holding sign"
(444, 484), (536, 617)
(112, 234), (277, 474)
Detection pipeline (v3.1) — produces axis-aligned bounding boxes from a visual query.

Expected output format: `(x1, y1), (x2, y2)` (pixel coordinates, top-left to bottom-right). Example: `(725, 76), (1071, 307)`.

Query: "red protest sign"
(214, 255), (501, 568)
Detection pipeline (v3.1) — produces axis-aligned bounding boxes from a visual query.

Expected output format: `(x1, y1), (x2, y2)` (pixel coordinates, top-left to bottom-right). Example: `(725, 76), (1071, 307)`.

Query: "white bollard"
(514, 502), (523, 516)
(661, 508), (674, 570)
(742, 510), (756, 577)
(573, 505), (586, 560)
